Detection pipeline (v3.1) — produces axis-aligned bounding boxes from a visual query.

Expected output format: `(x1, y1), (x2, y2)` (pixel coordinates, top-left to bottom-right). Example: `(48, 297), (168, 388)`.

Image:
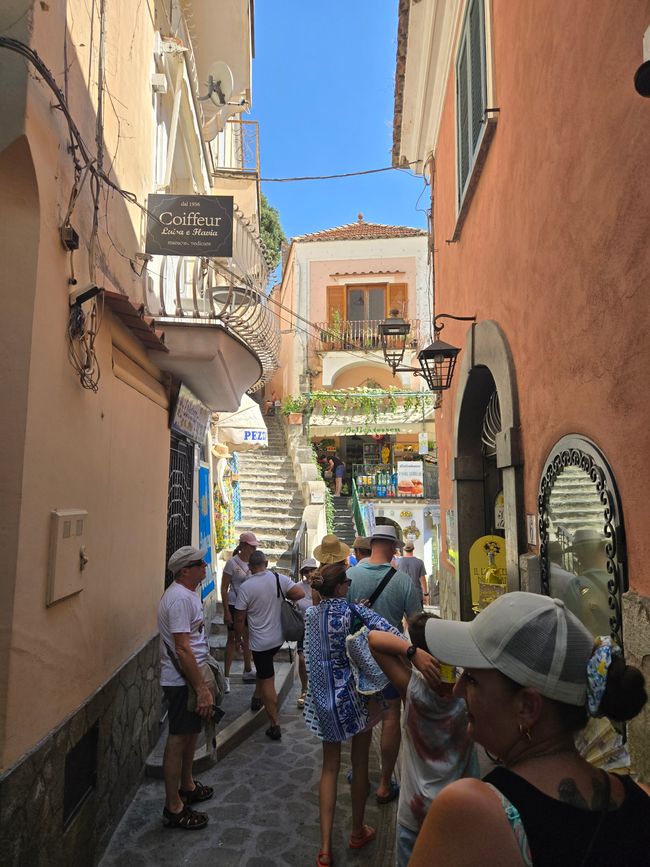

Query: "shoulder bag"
(275, 572), (305, 642)
(164, 641), (225, 712)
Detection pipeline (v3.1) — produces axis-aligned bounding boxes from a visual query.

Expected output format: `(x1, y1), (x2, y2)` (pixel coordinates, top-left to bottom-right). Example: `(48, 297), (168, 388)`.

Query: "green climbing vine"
(282, 388), (433, 435)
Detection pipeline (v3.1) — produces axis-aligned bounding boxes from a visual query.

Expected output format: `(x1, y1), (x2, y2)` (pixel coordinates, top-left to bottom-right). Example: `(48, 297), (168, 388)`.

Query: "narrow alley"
(100, 678), (397, 867)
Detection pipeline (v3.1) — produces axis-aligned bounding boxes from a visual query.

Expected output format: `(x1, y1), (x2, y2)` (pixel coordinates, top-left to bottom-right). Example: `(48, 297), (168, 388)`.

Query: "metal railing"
(312, 319), (420, 353)
(289, 520), (308, 581)
(351, 480), (367, 535)
(149, 249), (279, 390)
(213, 119), (260, 177)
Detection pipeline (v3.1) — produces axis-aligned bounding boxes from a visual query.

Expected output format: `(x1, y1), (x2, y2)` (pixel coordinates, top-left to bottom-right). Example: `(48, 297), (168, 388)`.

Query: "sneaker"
(223, 677), (231, 694)
(241, 670), (257, 683)
(265, 725), (282, 741)
(296, 691), (306, 708)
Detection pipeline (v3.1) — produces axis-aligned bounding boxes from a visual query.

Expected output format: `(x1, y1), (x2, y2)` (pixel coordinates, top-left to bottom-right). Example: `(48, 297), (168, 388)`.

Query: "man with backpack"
(346, 525), (422, 804)
(234, 550), (304, 741)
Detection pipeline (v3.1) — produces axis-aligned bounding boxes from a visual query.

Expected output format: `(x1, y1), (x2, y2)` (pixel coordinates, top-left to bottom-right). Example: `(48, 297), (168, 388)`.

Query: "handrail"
(289, 520), (308, 581)
(149, 252), (279, 391)
(351, 480), (366, 535)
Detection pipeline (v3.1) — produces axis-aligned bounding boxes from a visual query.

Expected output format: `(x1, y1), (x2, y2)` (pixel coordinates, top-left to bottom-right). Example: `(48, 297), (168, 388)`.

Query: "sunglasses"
(187, 560), (206, 568)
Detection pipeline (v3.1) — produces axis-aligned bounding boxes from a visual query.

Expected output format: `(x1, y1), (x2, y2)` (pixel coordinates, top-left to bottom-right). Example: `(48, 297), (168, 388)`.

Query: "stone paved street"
(99, 679), (397, 867)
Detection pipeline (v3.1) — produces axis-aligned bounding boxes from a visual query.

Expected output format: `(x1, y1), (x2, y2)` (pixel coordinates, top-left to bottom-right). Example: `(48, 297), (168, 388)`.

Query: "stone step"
(144, 659), (296, 778)
(239, 493), (303, 507)
(243, 504), (304, 518)
(208, 634), (296, 664)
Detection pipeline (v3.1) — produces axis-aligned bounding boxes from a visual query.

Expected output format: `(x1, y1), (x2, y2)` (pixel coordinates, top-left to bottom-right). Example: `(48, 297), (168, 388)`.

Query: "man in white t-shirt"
(158, 546), (214, 830)
(234, 550), (304, 741)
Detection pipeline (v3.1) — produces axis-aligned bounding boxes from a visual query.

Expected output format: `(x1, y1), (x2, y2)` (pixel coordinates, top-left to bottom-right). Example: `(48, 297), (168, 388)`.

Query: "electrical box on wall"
(47, 509), (88, 606)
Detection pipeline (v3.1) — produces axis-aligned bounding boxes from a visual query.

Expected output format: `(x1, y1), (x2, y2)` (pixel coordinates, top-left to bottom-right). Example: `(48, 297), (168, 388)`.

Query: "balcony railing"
(147, 250), (279, 390)
(312, 319), (420, 353)
(213, 119), (260, 177)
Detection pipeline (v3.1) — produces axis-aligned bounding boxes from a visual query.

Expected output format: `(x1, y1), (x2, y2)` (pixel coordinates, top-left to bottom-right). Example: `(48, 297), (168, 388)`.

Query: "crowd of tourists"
(157, 526), (650, 864)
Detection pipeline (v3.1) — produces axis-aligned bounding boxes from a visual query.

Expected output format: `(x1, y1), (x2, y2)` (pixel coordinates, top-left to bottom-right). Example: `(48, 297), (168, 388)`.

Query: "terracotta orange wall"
(309, 257), (418, 321)
(433, 0), (650, 596)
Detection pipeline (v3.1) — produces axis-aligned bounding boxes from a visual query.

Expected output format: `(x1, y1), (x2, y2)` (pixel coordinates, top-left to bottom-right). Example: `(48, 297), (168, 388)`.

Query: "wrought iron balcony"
(313, 319), (421, 353)
(212, 119), (260, 178)
(144, 239), (278, 409)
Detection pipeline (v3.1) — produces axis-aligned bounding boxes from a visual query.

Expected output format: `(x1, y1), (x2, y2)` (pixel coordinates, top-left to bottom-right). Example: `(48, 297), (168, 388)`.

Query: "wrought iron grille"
(538, 435), (627, 649)
(165, 434), (194, 587)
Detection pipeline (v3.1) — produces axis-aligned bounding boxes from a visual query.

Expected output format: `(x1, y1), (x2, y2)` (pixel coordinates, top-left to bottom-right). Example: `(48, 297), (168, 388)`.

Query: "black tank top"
(484, 766), (650, 866)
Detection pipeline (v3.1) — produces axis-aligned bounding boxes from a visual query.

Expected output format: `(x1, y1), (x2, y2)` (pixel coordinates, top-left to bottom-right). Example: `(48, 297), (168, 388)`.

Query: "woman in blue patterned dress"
(303, 562), (401, 866)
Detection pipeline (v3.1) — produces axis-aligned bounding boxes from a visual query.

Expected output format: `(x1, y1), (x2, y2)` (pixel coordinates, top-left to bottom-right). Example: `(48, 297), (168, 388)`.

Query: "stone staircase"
(235, 416), (305, 574)
(209, 416), (303, 667)
(332, 495), (356, 545)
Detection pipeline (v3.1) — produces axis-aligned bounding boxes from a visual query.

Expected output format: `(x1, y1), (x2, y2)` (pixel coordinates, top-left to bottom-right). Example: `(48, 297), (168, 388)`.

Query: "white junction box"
(47, 509), (88, 606)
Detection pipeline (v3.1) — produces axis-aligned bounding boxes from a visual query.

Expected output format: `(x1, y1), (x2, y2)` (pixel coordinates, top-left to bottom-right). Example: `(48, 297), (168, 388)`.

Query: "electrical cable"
(259, 162), (419, 183)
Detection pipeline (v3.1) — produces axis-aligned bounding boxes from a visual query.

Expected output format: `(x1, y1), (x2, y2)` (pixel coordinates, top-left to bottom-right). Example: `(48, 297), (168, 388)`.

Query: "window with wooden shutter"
(387, 283), (408, 318)
(456, 0), (487, 206)
(326, 285), (346, 323)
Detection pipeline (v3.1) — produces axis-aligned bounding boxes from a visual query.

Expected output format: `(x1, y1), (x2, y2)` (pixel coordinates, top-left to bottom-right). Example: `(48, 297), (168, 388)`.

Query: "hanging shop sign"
(171, 384), (211, 444)
(397, 461), (424, 497)
(145, 194), (233, 257)
(469, 534), (507, 613)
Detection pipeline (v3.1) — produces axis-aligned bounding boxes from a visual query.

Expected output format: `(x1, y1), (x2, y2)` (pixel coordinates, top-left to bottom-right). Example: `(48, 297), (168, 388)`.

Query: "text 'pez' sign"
(146, 194), (233, 257)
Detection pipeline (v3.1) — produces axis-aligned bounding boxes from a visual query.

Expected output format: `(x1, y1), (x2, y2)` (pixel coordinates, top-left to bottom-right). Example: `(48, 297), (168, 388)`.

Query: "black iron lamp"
(382, 312), (476, 392)
(378, 310), (411, 375)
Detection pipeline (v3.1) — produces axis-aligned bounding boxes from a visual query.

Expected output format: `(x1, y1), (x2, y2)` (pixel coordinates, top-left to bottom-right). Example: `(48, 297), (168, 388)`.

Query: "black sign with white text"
(145, 194), (233, 257)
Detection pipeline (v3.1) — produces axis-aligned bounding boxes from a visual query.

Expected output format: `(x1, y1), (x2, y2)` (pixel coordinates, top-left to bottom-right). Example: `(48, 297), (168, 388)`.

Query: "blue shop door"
(198, 462), (215, 600)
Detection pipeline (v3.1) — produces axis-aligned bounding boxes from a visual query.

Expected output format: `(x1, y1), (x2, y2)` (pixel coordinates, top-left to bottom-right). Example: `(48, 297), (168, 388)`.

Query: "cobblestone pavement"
(99, 679), (397, 867)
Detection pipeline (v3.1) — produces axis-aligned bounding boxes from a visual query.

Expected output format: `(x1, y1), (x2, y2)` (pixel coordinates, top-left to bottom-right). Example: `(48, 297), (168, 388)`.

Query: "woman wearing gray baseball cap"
(410, 592), (649, 866)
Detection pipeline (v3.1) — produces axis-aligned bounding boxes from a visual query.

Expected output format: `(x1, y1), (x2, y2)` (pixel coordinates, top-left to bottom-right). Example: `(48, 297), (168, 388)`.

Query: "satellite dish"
(199, 61), (234, 106)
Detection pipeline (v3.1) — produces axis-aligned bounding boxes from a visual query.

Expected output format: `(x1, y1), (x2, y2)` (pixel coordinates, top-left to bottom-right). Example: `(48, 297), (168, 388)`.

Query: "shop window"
(538, 436), (627, 649)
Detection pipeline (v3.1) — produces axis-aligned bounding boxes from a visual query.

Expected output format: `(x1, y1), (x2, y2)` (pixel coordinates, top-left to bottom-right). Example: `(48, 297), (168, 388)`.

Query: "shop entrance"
(165, 433), (194, 586)
(451, 322), (526, 620)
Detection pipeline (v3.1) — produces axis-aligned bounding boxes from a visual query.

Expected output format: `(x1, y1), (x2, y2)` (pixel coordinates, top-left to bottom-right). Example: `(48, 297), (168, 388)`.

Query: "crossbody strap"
(275, 571), (285, 600)
(163, 640), (186, 680)
(368, 567), (396, 607)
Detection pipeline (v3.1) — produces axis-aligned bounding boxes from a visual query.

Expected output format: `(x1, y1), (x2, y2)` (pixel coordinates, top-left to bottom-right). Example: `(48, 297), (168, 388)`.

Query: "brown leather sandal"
(162, 805), (208, 830)
(179, 779), (214, 803)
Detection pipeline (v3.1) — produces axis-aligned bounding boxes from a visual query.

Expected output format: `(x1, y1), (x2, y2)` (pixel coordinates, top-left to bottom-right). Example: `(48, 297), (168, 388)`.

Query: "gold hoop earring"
(518, 723), (532, 742)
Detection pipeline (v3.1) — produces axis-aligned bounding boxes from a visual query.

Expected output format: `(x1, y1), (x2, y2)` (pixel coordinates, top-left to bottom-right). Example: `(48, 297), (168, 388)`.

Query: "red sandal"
(348, 824), (376, 850)
(316, 852), (333, 866)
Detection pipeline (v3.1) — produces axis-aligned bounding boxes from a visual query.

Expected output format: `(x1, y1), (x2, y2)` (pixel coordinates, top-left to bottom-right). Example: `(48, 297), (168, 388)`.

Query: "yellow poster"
(469, 535), (507, 612)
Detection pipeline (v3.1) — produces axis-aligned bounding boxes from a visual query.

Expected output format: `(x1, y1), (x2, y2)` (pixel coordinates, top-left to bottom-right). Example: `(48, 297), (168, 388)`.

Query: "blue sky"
(250, 0), (428, 241)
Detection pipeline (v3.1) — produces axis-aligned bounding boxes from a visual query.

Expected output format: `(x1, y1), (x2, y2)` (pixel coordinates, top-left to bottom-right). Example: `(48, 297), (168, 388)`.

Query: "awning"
(215, 394), (268, 449)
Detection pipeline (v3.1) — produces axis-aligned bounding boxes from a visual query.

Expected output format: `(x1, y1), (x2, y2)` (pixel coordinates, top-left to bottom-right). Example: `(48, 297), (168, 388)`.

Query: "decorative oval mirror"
(538, 436), (627, 649)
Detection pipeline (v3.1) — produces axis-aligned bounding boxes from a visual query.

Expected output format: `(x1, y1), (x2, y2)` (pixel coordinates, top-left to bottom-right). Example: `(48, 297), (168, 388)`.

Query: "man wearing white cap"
(346, 525), (422, 805)
(158, 546), (214, 830)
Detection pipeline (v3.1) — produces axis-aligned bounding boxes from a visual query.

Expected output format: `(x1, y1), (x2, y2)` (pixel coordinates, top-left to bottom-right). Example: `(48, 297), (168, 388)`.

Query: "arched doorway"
(452, 321), (525, 620)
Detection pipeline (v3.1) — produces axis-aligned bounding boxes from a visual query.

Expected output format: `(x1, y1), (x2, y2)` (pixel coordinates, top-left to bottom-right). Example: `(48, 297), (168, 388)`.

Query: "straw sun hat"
(313, 534), (350, 565)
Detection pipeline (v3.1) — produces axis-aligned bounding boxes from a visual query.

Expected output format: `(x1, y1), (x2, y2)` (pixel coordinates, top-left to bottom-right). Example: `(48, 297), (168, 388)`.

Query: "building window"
(326, 283), (408, 323)
(63, 723), (98, 830)
(456, 0), (487, 207)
